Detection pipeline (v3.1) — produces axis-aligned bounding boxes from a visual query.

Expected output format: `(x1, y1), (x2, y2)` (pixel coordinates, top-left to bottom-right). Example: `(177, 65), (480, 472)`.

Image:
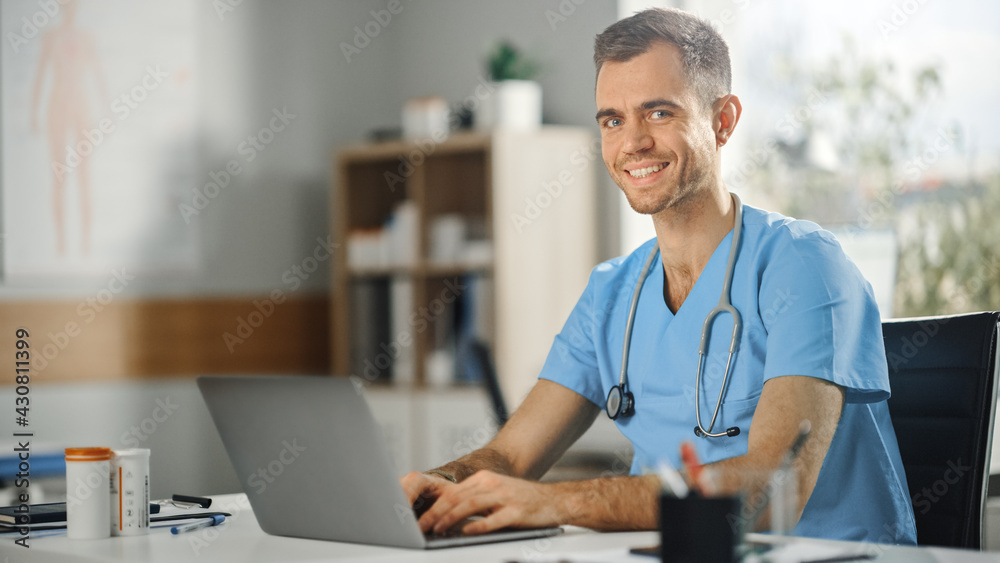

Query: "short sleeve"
(759, 229), (890, 403)
(537, 271), (606, 407)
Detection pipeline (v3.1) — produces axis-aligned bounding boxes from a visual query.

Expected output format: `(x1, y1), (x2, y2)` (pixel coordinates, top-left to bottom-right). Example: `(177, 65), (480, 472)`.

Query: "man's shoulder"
(742, 204), (850, 269)
(590, 237), (658, 282)
(743, 204), (838, 247)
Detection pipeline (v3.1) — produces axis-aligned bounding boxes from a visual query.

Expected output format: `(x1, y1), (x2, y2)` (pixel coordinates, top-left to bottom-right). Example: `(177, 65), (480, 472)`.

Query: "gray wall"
(386, 0), (621, 260)
(0, 0), (625, 496)
(1, 0), (619, 300)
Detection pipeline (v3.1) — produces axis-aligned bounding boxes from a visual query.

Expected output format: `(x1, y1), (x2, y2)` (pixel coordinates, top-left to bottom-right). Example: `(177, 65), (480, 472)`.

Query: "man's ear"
(714, 94), (742, 148)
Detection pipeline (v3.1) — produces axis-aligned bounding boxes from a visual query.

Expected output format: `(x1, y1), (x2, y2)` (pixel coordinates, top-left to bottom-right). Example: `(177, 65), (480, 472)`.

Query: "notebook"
(197, 375), (562, 549)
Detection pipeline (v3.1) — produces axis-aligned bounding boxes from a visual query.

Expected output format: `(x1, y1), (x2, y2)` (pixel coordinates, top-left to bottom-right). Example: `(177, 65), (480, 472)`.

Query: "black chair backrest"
(882, 311), (1000, 549)
(465, 339), (509, 426)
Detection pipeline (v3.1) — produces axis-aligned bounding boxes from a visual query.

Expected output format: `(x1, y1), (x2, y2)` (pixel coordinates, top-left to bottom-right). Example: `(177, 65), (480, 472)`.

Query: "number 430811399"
(14, 328), (29, 419)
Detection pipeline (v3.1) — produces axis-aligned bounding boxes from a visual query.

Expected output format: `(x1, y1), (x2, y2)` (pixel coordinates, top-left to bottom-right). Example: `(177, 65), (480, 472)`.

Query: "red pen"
(680, 442), (703, 494)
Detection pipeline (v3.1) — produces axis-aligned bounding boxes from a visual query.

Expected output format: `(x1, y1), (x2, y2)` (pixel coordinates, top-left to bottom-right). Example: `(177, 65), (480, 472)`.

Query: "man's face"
(595, 41), (719, 216)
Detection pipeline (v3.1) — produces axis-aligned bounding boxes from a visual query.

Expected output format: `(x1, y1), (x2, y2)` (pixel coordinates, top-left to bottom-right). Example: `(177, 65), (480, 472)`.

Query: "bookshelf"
(332, 127), (597, 404)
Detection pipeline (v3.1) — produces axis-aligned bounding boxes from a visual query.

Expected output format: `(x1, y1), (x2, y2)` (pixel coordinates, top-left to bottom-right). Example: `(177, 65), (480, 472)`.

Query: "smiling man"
(401, 8), (916, 544)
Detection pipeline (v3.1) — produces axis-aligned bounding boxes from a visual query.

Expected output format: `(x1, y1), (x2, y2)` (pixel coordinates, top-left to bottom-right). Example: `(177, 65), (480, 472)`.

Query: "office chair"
(882, 311), (1000, 549)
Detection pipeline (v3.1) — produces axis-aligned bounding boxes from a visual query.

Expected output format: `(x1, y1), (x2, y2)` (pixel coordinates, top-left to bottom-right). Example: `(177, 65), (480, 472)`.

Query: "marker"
(679, 442), (703, 494)
(170, 514), (225, 535)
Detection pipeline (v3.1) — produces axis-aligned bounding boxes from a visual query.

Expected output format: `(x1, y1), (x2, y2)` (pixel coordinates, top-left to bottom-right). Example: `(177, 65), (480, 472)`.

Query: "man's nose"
(622, 120), (654, 154)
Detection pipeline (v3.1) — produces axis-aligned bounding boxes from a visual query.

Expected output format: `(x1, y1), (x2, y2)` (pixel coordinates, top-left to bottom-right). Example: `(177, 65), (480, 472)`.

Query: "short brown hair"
(594, 8), (731, 108)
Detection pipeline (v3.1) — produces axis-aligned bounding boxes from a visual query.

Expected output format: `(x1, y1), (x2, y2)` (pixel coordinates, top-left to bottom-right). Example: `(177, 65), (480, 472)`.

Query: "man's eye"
(604, 118), (623, 128)
(651, 110), (670, 119)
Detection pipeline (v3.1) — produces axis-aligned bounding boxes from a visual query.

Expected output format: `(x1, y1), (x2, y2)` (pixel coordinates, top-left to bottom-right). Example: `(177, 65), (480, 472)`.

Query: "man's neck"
(652, 186), (735, 311)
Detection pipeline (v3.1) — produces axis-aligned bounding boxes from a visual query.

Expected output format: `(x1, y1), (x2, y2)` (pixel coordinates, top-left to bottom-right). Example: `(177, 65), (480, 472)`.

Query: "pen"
(170, 514), (225, 535)
(781, 420), (812, 470)
(802, 554), (876, 563)
(655, 461), (690, 498)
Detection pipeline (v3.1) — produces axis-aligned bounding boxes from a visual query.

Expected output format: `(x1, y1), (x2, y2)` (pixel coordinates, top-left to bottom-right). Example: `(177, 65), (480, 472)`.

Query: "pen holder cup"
(659, 494), (742, 563)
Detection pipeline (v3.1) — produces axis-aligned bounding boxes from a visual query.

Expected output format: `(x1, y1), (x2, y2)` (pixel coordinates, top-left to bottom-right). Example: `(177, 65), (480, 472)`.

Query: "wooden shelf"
(331, 127), (598, 402)
(337, 131), (490, 162)
(346, 262), (492, 279)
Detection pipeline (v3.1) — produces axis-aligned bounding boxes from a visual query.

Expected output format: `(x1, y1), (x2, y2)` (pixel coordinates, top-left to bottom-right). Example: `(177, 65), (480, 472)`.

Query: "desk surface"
(0, 494), (996, 563)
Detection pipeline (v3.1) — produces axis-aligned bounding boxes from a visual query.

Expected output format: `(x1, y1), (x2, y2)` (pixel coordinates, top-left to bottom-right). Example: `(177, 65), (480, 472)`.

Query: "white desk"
(0, 494), (996, 562)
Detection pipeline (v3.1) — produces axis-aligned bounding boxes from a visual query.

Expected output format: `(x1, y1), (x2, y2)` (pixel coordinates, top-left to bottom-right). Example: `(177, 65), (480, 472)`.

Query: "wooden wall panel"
(0, 295), (330, 383)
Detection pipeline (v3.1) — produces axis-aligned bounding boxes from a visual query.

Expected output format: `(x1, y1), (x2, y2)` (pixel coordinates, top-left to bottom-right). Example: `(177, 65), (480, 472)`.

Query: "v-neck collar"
(658, 230), (735, 315)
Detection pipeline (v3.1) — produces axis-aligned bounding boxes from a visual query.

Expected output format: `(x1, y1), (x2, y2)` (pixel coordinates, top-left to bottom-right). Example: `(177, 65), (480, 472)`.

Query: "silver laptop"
(197, 375), (563, 549)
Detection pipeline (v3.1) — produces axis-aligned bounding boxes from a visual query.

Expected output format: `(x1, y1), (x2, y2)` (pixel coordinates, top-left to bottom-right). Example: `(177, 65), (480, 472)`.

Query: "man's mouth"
(626, 162), (668, 178)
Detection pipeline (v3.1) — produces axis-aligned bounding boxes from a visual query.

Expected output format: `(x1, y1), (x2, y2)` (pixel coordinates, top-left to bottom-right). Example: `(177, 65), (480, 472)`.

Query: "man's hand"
(400, 471), (455, 517)
(416, 470), (565, 535)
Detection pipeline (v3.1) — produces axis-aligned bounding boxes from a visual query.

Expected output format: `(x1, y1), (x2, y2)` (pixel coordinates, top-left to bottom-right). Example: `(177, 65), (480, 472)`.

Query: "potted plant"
(477, 40), (542, 132)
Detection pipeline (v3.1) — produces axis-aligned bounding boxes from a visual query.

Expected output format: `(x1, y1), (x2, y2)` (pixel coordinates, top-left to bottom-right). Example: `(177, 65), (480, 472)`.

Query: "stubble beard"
(615, 157), (708, 216)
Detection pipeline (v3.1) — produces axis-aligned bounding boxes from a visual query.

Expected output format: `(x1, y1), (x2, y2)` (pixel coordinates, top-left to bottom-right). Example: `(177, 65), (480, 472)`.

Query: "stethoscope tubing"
(613, 193), (744, 438)
(617, 246), (661, 389)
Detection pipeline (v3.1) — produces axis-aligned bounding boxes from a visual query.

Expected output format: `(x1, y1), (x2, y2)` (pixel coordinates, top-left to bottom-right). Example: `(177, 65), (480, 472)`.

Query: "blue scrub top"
(539, 203), (917, 544)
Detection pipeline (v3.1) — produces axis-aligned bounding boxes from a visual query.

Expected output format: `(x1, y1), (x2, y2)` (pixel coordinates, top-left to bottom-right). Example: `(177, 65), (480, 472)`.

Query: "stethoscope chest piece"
(606, 384), (634, 420)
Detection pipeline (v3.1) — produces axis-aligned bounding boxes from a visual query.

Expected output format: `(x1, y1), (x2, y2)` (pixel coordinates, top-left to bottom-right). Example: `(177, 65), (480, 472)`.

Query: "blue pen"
(170, 514), (226, 535)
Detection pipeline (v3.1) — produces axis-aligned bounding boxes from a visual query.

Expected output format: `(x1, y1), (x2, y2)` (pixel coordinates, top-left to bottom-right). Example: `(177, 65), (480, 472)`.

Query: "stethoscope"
(605, 193), (744, 439)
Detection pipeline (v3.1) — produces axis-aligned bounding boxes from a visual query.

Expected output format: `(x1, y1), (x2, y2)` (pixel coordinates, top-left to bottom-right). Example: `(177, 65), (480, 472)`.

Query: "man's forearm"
(550, 474), (661, 531)
(435, 446), (515, 482)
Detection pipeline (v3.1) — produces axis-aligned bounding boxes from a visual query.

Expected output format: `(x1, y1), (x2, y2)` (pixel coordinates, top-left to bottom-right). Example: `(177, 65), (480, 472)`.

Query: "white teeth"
(627, 163), (666, 178)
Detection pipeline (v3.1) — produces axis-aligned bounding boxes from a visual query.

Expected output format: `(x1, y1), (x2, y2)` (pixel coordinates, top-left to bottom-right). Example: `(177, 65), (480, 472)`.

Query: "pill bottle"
(110, 449), (150, 536)
(65, 447), (112, 540)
